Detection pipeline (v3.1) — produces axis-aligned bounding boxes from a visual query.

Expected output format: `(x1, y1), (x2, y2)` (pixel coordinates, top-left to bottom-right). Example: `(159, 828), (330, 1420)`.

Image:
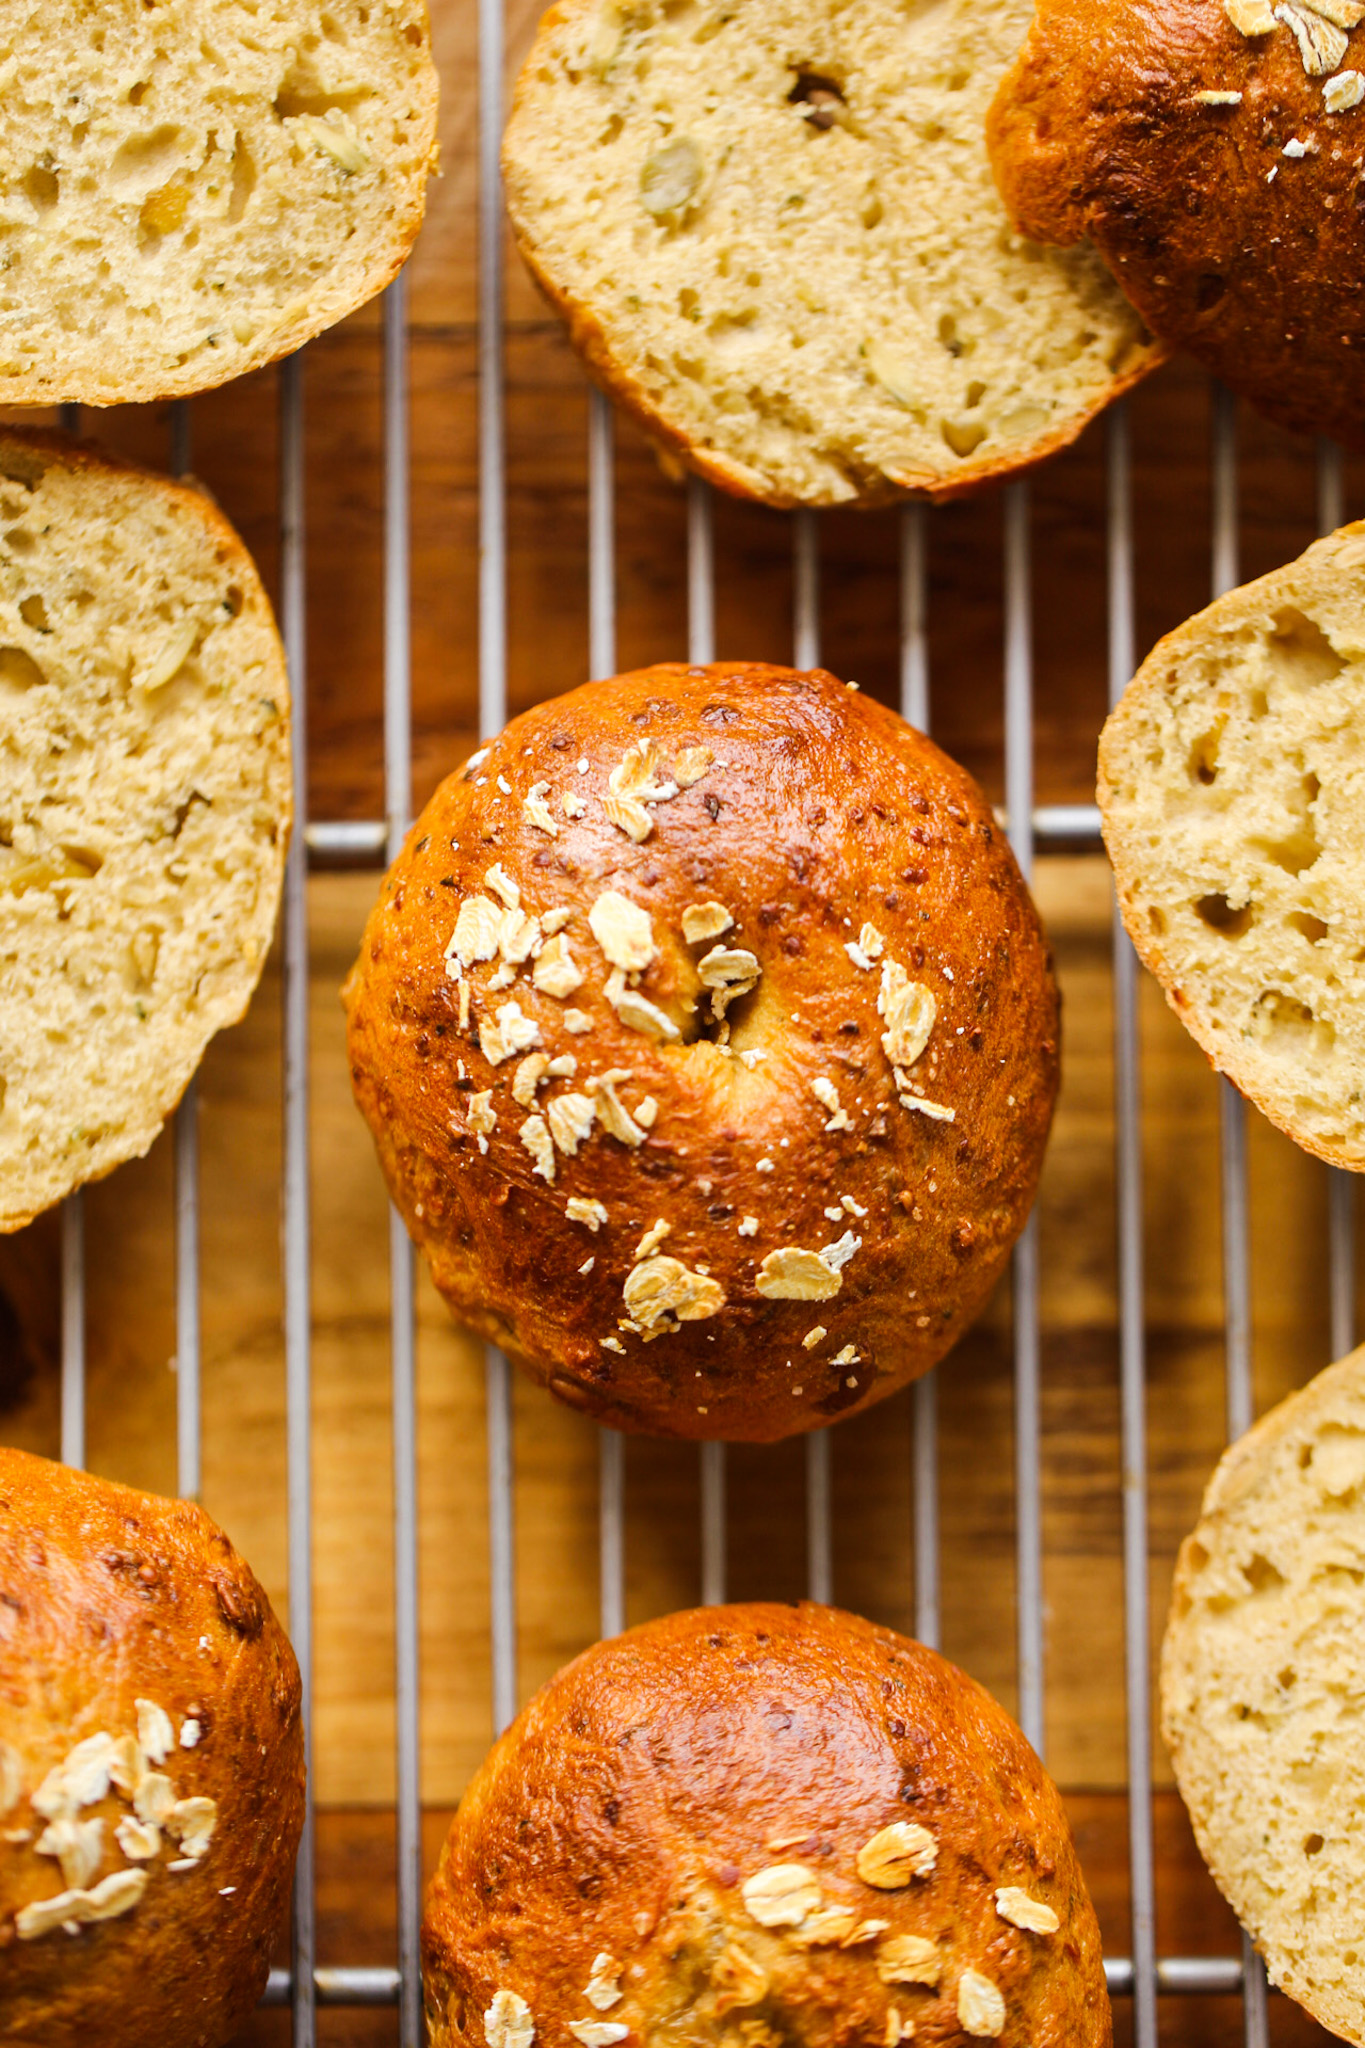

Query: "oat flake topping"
(711, 1940), (770, 2007)
(682, 900), (733, 943)
(589, 890), (657, 971)
(856, 1820), (938, 1887)
(623, 1256), (725, 1328)
(741, 1861), (823, 1927)
(879, 962), (936, 1068)
(756, 1247), (844, 1302)
(548, 1093), (597, 1156)
(16, 1867), (149, 1942)
(484, 1988), (535, 2048)
(585, 1952), (623, 2011)
(877, 1933), (942, 1985)
(995, 1884), (1060, 1933)
(533, 933), (583, 999)
(956, 1967), (1007, 2037)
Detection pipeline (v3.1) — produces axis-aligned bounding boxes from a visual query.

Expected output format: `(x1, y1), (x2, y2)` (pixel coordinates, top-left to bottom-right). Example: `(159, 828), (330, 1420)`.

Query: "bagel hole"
(687, 982), (762, 1047)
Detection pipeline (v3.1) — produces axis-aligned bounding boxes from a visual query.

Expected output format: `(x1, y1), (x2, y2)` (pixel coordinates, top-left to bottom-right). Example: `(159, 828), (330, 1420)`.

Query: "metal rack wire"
(43, 5), (1360, 2043)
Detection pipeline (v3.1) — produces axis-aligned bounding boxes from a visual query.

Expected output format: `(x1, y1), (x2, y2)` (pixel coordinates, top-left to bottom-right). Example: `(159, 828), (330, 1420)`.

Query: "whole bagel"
(0, 1447), (304, 2048)
(343, 662), (1059, 1441)
(421, 1602), (1113, 2048)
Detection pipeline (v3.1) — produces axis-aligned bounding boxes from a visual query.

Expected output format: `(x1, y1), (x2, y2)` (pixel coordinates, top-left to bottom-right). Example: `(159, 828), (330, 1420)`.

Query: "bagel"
(1162, 1346), (1365, 2042)
(342, 661), (1059, 1442)
(1099, 522), (1365, 1169)
(0, 427), (292, 1231)
(0, 0), (439, 404)
(0, 1446), (304, 2048)
(500, 0), (1161, 507)
(988, 0), (1365, 451)
(421, 1602), (1113, 2048)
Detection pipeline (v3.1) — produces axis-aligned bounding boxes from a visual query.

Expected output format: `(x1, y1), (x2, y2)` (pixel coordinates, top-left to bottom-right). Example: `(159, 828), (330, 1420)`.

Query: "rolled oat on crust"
(343, 660), (1060, 1443)
(988, 0), (1365, 447)
(422, 1602), (1113, 2048)
(0, 1446), (304, 2048)
(502, 0), (1161, 508)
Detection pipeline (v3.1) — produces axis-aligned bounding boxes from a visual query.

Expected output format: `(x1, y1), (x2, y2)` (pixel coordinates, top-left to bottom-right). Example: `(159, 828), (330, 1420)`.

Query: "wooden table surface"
(0, 2), (1359, 2040)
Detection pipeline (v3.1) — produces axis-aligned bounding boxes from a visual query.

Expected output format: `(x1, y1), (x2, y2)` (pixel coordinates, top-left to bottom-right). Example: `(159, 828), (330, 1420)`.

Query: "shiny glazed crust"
(987, 0), (1365, 447)
(0, 1448), (305, 2048)
(421, 1602), (1113, 2048)
(342, 663), (1060, 1442)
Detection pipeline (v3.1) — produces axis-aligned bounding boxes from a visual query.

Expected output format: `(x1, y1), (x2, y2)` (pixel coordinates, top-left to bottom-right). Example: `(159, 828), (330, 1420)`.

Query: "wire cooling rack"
(40, 3), (1359, 2045)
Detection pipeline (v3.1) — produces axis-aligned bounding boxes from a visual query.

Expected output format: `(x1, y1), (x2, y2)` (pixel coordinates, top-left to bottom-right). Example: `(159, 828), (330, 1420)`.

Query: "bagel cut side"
(343, 661), (1060, 1443)
(1162, 1347), (1365, 2043)
(1100, 523), (1365, 1170)
(0, 429), (291, 1231)
(502, 0), (1162, 508)
(0, 0), (438, 404)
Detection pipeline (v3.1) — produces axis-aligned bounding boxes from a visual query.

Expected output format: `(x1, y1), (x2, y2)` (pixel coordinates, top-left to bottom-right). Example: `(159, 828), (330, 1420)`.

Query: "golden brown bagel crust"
(987, 0), (1365, 448)
(421, 1602), (1113, 2048)
(342, 663), (1060, 1443)
(0, 1447), (304, 2048)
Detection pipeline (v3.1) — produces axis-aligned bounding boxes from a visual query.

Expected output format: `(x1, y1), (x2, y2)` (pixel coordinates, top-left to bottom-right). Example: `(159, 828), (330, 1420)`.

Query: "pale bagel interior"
(1161, 1346), (1365, 2045)
(0, 433), (291, 1232)
(502, 0), (1157, 507)
(0, 0), (438, 405)
(1100, 523), (1365, 1170)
